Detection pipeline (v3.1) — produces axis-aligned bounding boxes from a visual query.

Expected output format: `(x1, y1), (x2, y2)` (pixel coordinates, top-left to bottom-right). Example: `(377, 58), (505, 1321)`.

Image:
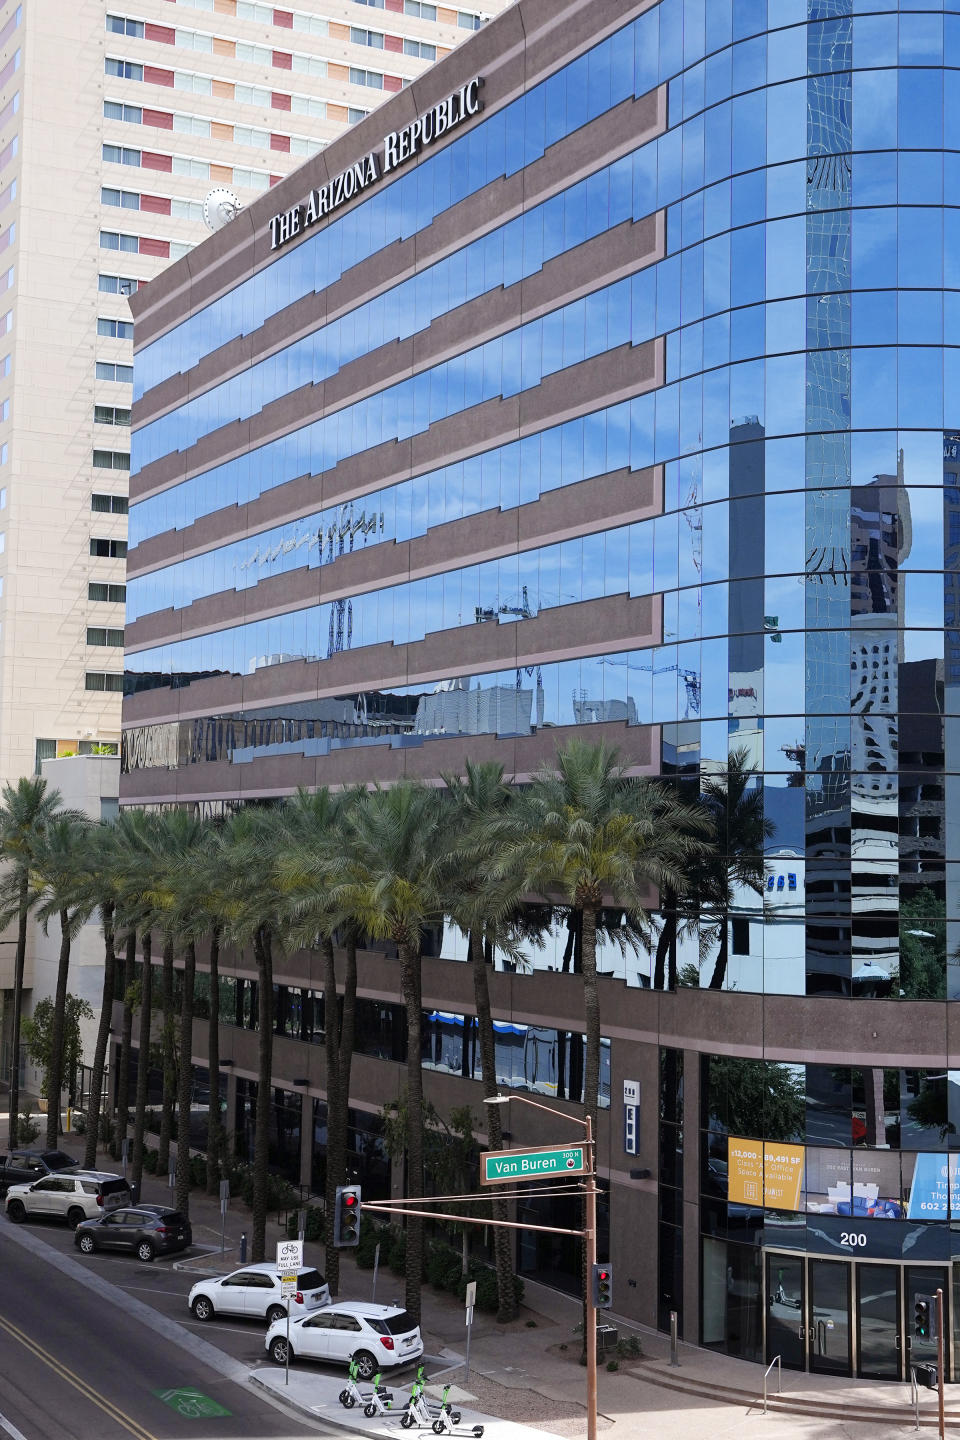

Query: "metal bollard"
(669, 1310), (679, 1367)
(240, 1231), (247, 1263)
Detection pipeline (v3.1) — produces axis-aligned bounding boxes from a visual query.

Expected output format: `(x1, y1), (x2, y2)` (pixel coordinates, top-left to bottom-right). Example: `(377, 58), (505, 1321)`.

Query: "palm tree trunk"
(45, 910), (72, 1149)
(175, 941), (196, 1216)
(115, 930), (135, 1163)
(7, 874), (29, 1148)
(131, 933), (153, 1201)
(83, 902), (117, 1166)
(708, 915), (729, 990)
(653, 891), (676, 990)
(157, 934), (176, 1175)
(469, 929), (517, 1323)
(252, 925), (273, 1262)
(205, 926), (223, 1197)
(321, 935), (342, 1295)
(399, 939), (424, 1324)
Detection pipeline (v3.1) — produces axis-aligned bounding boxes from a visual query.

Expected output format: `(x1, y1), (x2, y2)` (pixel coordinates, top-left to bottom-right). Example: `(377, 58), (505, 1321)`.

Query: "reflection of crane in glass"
(324, 502), (375, 658)
(474, 585), (544, 727)
(599, 655), (701, 717)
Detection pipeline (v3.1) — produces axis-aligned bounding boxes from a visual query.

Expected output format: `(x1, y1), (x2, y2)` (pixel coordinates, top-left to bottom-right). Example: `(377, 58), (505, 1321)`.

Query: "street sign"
(280, 1273), (298, 1296)
(480, 1144), (588, 1184)
(276, 1238), (303, 1271)
(464, 1281), (477, 1309)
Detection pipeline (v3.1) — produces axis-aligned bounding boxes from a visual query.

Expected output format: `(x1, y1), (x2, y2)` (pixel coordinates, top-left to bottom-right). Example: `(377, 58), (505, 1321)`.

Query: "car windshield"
(100, 1179), (130, 1197)
(297, 1269), (325, 1290)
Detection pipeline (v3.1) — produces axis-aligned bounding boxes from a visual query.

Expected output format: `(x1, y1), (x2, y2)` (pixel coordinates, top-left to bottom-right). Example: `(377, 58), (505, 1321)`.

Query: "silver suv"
(5, 1169), (131, 1228)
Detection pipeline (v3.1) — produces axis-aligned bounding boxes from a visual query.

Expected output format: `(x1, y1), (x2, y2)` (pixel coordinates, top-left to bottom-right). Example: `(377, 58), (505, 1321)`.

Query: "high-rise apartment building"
(0, 0), (503, 784)
(125, 0), (960, 1391)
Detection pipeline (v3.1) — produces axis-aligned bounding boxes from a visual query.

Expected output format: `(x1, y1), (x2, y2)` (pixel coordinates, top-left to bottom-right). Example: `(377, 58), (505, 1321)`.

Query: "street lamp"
(483, 1094), (598, 1440)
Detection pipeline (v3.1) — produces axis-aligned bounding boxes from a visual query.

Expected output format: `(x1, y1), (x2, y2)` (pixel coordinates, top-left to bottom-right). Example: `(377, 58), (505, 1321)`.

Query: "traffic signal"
(334, 1184), (362, 1248)
(592, 1263), (613, 1310)
(914, 1294), (937, 1341)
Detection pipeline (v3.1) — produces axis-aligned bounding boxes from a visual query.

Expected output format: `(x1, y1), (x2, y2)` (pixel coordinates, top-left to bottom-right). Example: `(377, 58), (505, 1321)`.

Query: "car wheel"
(136, 1240), (155, 1263)
(77, 1233), (96, 1254)
(66, 1207), (85, 1230)
(269, 1337), (290, 1365)
(7, 1200), (25, 1223)
(192, 1296), (214, 1321)
(266, 1304), (286, 1326)
(353, 1351), (377, 1382)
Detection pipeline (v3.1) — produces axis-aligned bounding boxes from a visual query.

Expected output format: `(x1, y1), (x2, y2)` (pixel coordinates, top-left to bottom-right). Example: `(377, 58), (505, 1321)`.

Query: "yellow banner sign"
(728, 1137), (804, 1211)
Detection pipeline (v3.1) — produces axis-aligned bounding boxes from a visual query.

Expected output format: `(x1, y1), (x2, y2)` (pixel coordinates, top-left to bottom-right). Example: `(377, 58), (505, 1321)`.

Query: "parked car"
(265, 1302), (423, 1379)
(74, 1205), (192, 1261)
(0, 1149), (76, 1196)
(5, 1169), (131, 1227)
(188, 1262), (330, 1324)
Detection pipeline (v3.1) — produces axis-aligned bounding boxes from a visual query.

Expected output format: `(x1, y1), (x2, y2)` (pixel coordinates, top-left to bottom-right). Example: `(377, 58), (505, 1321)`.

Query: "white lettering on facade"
(270, 76), (484, 247)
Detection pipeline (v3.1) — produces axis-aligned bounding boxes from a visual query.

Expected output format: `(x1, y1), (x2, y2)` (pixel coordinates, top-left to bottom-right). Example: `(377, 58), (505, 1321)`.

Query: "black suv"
(74, 1205), (192, 1261)
(0, 1149), (75, 1196)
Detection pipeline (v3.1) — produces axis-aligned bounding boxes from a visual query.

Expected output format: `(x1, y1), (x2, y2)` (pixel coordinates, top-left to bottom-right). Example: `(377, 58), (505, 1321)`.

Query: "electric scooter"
(400, 1380), (482, 1438)
(338, 1360), (368, 1410)
(362, 1372), (396, 1419)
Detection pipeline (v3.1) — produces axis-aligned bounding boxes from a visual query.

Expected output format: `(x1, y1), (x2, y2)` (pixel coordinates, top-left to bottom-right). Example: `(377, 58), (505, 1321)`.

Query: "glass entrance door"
(857, 1263), (902, 1380)
(766, 1253), (806, 1370)
(807, 1259), (851, 1375)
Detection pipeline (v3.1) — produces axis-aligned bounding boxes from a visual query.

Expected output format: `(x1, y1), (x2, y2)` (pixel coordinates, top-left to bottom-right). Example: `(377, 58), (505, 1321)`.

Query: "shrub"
(144, 1147), (158, 1174)
(356, 1220), (391, 1269)
(189, 1155), (207, 1188)
(455, 1263), (524, 1314)
(425, 1241), (460, 1290)
(388, 1227), (406, 1276)
(17, 1111), (39, 1145)
(606, 1359), (619, 1372)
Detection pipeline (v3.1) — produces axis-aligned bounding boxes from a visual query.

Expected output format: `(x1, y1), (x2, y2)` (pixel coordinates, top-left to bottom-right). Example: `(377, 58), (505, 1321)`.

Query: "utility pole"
(584, 1112), (597, 1440)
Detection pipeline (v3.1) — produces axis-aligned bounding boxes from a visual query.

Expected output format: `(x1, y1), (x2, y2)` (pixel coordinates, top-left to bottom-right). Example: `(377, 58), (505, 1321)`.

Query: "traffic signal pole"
(937, 1288), (945, 1440)
(584, 1113), (597, 1440)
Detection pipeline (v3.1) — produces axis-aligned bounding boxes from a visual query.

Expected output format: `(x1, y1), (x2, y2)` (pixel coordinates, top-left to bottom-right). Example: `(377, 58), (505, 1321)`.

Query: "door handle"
(798, 1326), (805, 1339)
(896, 1336), (901, 1351)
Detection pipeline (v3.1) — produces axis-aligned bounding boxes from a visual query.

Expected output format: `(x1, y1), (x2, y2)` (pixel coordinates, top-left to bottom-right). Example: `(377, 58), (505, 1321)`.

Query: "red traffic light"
(598, 1269), (609, 1281)
(344, 1194), (357, 1207)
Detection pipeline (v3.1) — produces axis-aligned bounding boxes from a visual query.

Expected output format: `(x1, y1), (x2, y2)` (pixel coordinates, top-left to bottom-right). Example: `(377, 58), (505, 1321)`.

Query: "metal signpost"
(464, 1280), (477, 1383)
(937, 1288), (945, 1440)
(277, 1240), (304, 1388)
(219, 1179), (229, 1253)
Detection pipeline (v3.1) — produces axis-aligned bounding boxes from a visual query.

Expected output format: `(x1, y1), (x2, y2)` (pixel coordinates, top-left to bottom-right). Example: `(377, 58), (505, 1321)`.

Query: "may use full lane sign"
(480, 1144), (588, 1185)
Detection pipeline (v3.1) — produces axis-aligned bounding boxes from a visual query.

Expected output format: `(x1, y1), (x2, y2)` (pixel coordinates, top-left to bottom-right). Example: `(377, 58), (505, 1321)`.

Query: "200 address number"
(840, 1231), (867, 1248)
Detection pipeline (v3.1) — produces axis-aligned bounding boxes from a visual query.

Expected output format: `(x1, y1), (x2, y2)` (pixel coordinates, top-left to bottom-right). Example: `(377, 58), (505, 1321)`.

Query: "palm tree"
(73, 819), (127, 1166)
(0, 777), (73, 1147)
(215, 805), (287, 1261)
(33, 813), (94, 1147)
(504, 740), (709, 1127)
(113, 929), (136, 1164)
(333, 781), (453, 1324)
(443, 759), (525, 1323)
(130, 929), (153, 1201)
(705, 747), (774, 990)
(277, 787), (360, 1296)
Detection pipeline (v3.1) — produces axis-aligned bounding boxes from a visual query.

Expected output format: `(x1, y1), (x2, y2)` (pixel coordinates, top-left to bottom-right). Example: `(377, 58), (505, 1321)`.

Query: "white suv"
(265, 1302), (423, 1378)
(189, 1262), (330, 1324)
(5, 1170), (131, 1228)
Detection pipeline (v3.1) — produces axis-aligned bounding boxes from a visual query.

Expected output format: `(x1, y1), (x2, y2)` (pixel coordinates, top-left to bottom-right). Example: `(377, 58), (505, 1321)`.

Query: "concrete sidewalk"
(15, 1123), (960, 1438)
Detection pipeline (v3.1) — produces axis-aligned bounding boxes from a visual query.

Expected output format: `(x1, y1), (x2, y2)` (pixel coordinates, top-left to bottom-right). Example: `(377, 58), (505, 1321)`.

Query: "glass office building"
(126, 0), (960, 1385)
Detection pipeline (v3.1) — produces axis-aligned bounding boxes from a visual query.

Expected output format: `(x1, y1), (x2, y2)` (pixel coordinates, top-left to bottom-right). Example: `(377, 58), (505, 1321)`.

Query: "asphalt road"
(0, 1220), (318, 1440)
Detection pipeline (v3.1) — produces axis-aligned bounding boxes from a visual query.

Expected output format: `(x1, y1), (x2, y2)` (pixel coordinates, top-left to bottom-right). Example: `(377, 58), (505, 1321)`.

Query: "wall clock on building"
(202, 188), (243, 233)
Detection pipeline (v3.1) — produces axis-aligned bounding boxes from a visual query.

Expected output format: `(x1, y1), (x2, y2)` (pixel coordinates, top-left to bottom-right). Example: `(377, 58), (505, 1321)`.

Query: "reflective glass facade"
(126, 0), (960, 1380)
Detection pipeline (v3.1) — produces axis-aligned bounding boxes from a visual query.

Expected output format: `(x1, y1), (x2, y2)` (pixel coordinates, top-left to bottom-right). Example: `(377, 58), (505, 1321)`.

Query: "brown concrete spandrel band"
(134, 90), (666, 429)
(122, 589), (661, 731)
(129, 211), (664, 508)
(125, 464), (663, 650)
(131, 0), (664, 351)
(127, 335), (663, 556)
